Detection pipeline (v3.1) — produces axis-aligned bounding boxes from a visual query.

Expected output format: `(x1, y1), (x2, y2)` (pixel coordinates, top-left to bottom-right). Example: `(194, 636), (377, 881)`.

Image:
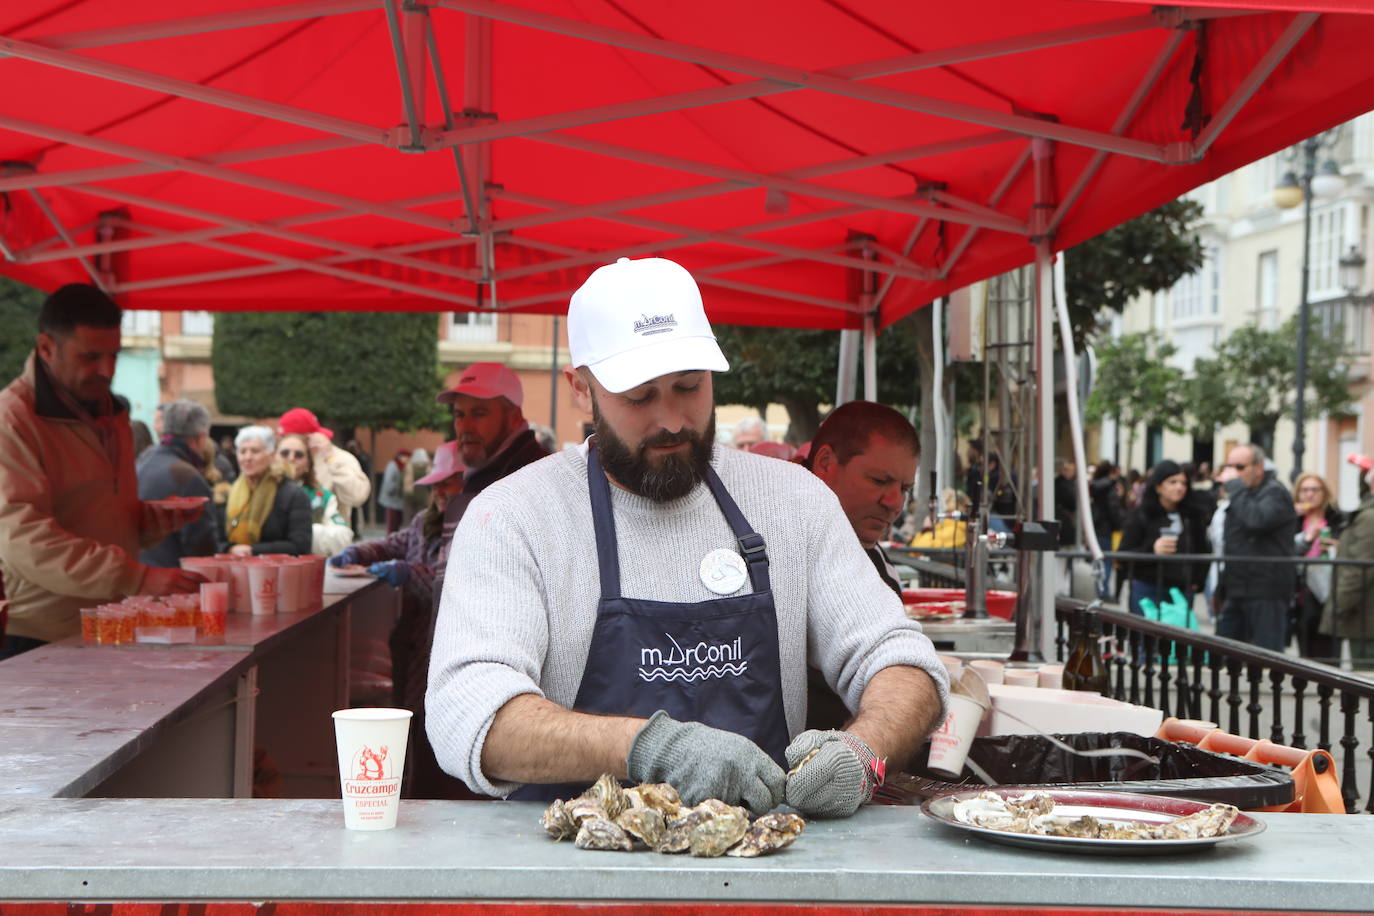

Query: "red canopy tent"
(1, 1), (1372, 330)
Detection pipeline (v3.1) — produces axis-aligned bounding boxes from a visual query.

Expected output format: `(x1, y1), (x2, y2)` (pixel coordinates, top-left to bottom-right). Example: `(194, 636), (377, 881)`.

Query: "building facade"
(1107, 113), (1374, 511)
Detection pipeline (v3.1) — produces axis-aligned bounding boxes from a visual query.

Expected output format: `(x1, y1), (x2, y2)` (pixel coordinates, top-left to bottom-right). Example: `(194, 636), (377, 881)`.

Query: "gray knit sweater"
(426, 442), (950, 797)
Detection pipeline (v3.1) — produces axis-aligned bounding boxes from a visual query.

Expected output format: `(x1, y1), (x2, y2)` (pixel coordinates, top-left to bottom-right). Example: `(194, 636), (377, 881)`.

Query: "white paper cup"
(307, 554), (327, 610)
(1038, 663), (1065, 688)
(226, 561), (252, 614)
(275, 561), (303, 613)
(968, 659), (1004, 685)
(200, 582), (228, 640)
(937, 654), (963, 680)
(928, 693), (987, 779)
(289, 557), (317, 611)
(1003, 667), (1040, 688)
(180, 556), (223, 580)
(332, 707), (412, 830)
(246, 561), (280, 616)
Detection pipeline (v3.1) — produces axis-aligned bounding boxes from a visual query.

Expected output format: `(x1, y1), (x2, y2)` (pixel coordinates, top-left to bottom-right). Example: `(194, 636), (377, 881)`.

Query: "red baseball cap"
(435, 362), (524, 407)
(279, 407), (333, 439)
(416, 441), (464, 486)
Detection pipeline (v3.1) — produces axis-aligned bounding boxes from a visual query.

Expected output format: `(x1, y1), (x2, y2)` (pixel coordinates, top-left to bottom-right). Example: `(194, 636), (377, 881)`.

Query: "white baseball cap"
(568, 257), (729, 393)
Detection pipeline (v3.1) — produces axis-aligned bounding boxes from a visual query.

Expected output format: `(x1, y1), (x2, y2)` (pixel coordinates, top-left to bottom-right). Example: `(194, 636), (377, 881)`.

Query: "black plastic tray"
(885, 732), (1294, 809)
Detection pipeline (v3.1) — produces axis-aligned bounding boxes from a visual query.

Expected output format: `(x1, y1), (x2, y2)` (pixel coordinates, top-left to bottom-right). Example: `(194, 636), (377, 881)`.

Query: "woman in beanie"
(1117, 459), (1212, 618)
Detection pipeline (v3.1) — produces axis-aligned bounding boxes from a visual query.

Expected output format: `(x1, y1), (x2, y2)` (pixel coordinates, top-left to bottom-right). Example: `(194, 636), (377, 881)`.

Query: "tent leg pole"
(1010, 137), (1057, 664)
(835, 330), (858, 407)
(862, 312), (877, 402)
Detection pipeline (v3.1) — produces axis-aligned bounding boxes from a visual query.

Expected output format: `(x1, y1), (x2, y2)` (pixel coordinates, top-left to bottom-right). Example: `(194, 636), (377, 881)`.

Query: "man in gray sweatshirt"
(426, 257), (949, 817)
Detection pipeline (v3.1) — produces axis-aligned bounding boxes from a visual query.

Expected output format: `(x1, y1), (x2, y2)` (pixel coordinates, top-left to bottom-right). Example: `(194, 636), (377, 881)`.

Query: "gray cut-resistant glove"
(783, 729), (885, 818)
(626, 711), (786, 813)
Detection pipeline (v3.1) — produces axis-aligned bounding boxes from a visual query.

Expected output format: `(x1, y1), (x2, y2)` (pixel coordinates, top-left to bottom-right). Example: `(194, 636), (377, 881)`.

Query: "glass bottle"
(1061, 607), (1087, 690)
(1065, 608), (1110, 695)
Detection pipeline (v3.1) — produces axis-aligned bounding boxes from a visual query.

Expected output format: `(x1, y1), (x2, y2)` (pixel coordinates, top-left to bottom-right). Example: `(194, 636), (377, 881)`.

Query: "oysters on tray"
(540, 773), (805, 857)
(951, 790), (1240, 840)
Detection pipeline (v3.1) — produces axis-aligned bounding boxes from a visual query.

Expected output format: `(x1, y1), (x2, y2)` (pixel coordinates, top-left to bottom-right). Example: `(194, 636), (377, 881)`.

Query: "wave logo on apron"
(639, 632), (747, 682)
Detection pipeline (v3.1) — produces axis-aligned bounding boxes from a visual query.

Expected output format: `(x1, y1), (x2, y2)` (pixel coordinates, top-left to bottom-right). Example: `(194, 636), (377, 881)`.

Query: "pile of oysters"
(540, 774), (805, 857)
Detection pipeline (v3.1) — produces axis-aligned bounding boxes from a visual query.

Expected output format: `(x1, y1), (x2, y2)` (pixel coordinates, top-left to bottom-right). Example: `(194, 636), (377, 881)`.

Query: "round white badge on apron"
(699, 547), (748, 595)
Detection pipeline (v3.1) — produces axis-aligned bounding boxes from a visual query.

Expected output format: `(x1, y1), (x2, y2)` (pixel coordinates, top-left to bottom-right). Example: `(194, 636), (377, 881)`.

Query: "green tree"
(212, 312), (444, 433)
(712, 316), (921, 442)
(1084, 332), (1187, 464)
(0, 276), (44, 383)
(1065, 200), (1206, 348)
(1189, 315), (1352, 450)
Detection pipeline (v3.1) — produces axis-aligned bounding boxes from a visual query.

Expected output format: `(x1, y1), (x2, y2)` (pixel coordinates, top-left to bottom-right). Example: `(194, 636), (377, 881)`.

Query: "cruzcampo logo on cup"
(332, 708), (412, 830)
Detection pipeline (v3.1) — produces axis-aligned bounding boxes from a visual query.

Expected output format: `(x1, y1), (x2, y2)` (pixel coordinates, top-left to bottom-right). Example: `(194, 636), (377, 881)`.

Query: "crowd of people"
(1044, 448), (1373, 665)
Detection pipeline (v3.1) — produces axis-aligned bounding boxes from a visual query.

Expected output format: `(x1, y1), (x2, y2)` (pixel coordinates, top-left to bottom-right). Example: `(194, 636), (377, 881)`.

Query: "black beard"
(593, 400), (715, 503)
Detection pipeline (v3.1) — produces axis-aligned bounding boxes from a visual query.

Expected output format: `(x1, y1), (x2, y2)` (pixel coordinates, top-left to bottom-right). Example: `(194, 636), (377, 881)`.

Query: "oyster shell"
(1151, 803), (1238, 840)
(657, 804), (715, 854)
(588, 772), (629, 820)
(565, 796), (607, 825)
(689, 800), (749, 857)
(575, 816), (633, 851)
(615, 805), (666, 848)
(540, 798), (577, 841)
(634, 781), (683, 815)
(727, 812), (806, 857)
(787, 746), (822, 777)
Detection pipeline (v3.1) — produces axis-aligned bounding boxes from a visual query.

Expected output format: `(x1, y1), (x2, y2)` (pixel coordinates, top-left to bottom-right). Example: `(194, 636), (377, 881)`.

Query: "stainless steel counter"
(0, 581), (397, 799)
(0, 648), (250, 798)
(0, 799), (1364, 911)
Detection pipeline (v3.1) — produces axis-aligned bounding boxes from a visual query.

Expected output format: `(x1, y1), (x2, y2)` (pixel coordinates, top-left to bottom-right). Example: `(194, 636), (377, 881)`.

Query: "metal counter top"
(0, 648), (251, 798)
(0, 799), (1367, 910)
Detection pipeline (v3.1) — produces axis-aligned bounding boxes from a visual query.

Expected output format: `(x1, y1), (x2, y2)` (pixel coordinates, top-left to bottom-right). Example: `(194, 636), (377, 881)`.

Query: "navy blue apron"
(510, 443), (789, 801)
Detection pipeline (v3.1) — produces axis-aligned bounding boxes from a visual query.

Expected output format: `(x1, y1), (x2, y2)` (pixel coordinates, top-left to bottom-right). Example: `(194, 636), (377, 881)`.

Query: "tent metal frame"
(0, 1), (1317, 316)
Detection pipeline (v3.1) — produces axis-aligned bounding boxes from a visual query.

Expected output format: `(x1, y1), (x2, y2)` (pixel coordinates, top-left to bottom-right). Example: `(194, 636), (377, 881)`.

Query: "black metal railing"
(890, 540), (1374, 812)
(1054, 597), (1374, 814)
(1052, 549), (1374, 666)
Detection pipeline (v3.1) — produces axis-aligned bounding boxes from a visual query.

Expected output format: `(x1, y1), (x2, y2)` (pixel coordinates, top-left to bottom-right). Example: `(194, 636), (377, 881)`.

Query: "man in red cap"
(412, 362), (549, 798)
(434, 362), (550, 529)
(278, 407), (371, 528)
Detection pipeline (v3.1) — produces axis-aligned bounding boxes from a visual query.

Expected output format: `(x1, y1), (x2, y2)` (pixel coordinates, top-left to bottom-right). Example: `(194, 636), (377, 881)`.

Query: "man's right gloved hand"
(626, 710), (785, 813)
(329, 547), (359, 568)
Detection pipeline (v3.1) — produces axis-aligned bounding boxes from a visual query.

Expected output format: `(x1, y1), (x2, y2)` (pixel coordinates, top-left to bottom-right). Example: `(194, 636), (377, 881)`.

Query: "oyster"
(1151, 803), (1239, 840)
(565, 796), (607, 825)
(727, 812), (806, 857)
(540, 798), (577, 840)
(575, 816), (633, 851)
(657, 804), (716, 853)
(634, 781), (683, 815)
(615, 805), (666, 848)
(586, 773), (629, 820)
(787, 746), (821, 777)
(689, 800), (749, 857)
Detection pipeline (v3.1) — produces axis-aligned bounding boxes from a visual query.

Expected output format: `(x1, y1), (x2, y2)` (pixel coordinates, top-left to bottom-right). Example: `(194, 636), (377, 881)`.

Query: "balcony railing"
(1312, 292), (1373, 357)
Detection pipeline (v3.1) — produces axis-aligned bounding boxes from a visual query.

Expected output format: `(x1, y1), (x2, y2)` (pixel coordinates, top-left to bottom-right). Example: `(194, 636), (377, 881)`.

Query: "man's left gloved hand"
(368, 560), (410, 588)
(783, 729), (885, 818)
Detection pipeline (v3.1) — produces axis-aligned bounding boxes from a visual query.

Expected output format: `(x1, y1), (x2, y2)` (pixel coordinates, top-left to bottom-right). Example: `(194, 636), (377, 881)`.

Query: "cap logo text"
(634, 313), (678, 336)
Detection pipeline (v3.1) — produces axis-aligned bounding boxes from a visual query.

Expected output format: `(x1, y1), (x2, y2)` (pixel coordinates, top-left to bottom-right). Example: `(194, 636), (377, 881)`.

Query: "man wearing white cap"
(427, 258), (948, 818)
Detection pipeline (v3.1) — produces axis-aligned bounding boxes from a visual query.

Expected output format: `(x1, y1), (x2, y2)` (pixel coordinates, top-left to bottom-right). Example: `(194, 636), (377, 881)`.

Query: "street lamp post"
(1275, 131), (1345, 481)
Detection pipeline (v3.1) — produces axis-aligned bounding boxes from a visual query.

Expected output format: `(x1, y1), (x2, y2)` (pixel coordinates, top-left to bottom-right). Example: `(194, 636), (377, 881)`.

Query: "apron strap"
(586, 442), (622, 600)
(588, 444), (772, 598)
(702, 464), (772, 594)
